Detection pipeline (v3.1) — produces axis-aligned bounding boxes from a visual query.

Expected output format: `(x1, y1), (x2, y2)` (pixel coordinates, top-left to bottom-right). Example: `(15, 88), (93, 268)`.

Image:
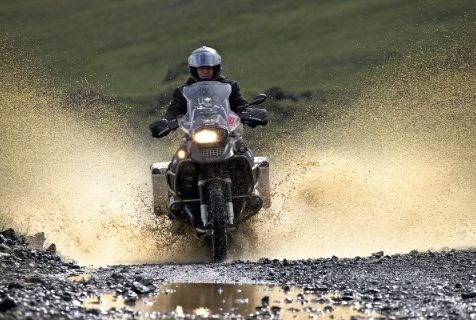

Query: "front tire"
(209, 181), (228, 261)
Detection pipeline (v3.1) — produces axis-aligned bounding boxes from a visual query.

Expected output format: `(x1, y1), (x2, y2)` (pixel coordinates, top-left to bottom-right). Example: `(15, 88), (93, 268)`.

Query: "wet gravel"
(1, 228), (475, 319)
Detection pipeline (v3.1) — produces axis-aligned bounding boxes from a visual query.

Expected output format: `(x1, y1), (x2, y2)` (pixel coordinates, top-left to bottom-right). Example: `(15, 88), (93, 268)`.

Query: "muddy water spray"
(1, 46), (475, 264)
(240, 52), (476, 260)
(0, 52), (210, 265)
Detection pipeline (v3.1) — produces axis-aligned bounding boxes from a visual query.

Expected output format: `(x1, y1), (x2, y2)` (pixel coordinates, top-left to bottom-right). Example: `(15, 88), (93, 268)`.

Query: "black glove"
(149, 119), (169, 138)
(240, 107), (268, 128)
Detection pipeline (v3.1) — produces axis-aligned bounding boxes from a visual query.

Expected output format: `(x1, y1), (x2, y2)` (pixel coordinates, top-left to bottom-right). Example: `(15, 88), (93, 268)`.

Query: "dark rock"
(0, 297), (16, 312)
(131, 281), (153, 294)
(323, 305), (334, 312)
(110, 272), (124, 280)
(46, 243), (56, 254)
(259, 310), (273, 317)
(61, 291), (73, 302)
(0, 252), (10, 260)
(303, 286), (316, 293)
(25, 232), (46, 250)
(461, 291), (476, 299)
(7, 282), (23, 290)
(163, 62), (187, 83)
(124, 294), (138, 305)
(147, 94), (169, 115)
(163, 67), (179, 82)
(372, 251), (385, 258)
(365, 288), (381, 294)
(264, 87), (307, 102)
(270, 306), (281, 315)
(0, 229), (16, 241)
(25, 274), (44, 284)
(300, 91), (312, 100)
(316, 285), (329, 292)
(261, 295), (269, 307)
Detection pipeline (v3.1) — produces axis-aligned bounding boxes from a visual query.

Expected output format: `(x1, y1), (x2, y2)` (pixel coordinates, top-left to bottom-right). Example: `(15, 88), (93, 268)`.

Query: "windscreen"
(179, 81), (241, 134)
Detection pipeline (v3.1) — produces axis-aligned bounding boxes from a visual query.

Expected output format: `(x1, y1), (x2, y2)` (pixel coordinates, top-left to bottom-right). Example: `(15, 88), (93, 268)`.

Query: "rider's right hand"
(149, 119), (169, 138)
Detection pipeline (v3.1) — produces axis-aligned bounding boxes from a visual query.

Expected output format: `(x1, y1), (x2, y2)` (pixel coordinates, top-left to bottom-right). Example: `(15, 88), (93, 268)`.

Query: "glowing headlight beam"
(177, 149), (187, 159)
(193, 129), (219, 144)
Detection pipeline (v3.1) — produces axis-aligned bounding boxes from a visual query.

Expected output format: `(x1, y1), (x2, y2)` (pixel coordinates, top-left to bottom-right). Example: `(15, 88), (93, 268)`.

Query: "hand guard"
(240, 107), (268, 128)
(149, 119), (170, 138)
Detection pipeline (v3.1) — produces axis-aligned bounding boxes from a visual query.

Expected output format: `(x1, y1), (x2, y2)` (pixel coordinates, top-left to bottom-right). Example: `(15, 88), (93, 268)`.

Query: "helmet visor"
(188, 51), (221, 67)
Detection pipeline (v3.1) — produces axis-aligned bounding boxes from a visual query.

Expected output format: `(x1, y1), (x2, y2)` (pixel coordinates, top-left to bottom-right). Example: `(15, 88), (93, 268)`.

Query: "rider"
(149, 46), (248, 137)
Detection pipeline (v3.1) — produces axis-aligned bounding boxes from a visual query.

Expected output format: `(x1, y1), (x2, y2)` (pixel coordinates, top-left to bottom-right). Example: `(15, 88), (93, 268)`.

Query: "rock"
(124, 294), (138, 305)
(162, 62), (187, 83)
(261, 296), (269, 307)
(365, 288), (381, 294)
(46, 243), (56, 254)
(0, 229), (15, 241)
(461, 291), (476, 299)
(131, 281), (153, 294)
(7, 282), (23, 289)
(147, 94), (169, 115)
(25, 274), (45, 284)
(323, 305), (334, 312)
(270, 306), (281, 315)
(0, 244), (11, 252)
(0, 297), (16, 312)
(265, 87), (299, 102)
(0, 252), (11, 259)
(372, 251), (385, 258)
(316, 285), (329, 292)
(163, 67), (179, 82)
(25, 232), (46, 250)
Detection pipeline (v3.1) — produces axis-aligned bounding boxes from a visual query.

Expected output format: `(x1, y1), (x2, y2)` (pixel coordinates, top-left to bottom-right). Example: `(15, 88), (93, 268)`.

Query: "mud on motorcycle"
(150, 81), (270, 261)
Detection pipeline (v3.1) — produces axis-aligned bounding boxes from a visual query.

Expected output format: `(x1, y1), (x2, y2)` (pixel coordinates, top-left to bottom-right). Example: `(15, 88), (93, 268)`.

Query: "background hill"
(1, 0), (473, 106)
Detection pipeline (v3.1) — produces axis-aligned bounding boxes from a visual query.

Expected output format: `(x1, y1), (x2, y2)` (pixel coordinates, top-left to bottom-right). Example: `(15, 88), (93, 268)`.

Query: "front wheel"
(209, 181), (228, 261)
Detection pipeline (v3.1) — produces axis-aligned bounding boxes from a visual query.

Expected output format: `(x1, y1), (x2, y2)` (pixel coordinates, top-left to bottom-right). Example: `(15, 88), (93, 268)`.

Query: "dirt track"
(1, 228), (475, 319)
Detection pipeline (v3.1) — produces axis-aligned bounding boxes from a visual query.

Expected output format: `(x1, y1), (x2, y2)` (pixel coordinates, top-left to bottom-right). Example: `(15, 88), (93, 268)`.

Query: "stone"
(25, 232), (46, 250)
(461, 292), (476, 299)
(0, 229), (15, 241)
(46, 243), (56, 254)
(131, 281), (152, 294)
(0, 297), (16, 312)
(261, 296), (269, 307)
(25, 274), (44, 284)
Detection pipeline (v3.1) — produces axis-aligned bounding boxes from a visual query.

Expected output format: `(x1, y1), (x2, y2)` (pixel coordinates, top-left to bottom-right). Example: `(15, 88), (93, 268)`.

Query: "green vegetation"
(1, 0), (473, 108)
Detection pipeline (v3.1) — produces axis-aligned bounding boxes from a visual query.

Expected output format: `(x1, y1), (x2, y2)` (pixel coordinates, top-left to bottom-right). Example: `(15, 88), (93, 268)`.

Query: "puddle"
(84, 283), (379, 319)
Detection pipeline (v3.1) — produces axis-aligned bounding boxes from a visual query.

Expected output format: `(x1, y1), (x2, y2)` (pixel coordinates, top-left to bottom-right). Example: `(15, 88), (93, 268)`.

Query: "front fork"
(198, 178), (234, 227)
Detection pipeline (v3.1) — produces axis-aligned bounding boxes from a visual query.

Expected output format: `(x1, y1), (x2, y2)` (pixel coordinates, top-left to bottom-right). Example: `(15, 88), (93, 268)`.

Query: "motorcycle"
(150, 81), (270, 261)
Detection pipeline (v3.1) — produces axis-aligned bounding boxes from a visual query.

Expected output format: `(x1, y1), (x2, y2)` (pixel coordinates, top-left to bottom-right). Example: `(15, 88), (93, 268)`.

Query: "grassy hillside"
(1, 0), (473, 105)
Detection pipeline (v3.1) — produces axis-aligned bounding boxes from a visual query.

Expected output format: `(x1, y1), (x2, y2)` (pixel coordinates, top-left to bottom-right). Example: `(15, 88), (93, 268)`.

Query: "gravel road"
(1, 228), (475, 319)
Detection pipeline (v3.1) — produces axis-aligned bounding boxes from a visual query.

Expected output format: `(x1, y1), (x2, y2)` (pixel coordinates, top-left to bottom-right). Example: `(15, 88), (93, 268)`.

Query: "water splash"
(1, 43), (474, 264)
(0, 46), (198, 265)
(240, 49), (476, 259)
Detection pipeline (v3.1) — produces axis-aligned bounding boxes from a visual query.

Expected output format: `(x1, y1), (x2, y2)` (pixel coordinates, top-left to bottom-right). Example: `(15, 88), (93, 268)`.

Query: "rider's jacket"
(162, 76), (248, 121)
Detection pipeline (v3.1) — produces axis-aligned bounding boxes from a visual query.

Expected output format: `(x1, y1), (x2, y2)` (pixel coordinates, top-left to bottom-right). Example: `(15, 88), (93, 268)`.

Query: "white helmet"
(188, 46), (222, 81)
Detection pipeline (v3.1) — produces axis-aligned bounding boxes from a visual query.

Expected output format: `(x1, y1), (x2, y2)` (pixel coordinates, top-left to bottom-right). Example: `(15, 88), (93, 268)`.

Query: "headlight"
(193, 128), (227, 145)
